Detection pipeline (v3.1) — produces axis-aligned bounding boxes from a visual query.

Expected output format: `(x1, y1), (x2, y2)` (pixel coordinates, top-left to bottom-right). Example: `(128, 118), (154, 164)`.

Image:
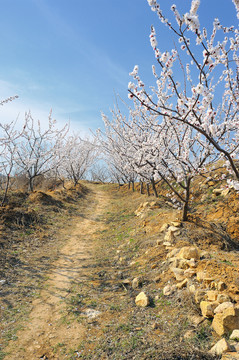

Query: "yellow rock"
(176, 279), (188, 289)
(207, 290), (218, 302)
(189, 285), (196, 294)
(170, 267), (185, 281)
(171, 221), (181, 227)
(214, 302), (234, 314)
(135, 292), (149, 307)
(178, 246), (200, 260)
(197, 271), (207, 282)
(160, 223), (169, 232)
(209, 338), (232, 356)
(230, 329), (239, 341)
(203, 278), (214, 286)
(200, 301), (218, 318)
(212, 306), (239, 336)
(184, 269), (196, 278)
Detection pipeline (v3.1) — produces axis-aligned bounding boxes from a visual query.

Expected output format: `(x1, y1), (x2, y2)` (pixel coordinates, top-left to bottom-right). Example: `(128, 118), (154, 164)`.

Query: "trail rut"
(4, 186), (108, 360)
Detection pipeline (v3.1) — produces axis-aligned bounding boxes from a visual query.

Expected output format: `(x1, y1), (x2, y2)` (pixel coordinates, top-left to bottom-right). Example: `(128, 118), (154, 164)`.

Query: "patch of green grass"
(109, 304), (121, 311)
(52, 342), (66, 354)
(156, 292), (172, 306)
(192, 324), (213, 345)
(220, 259), (234, 266)
(0, 351), (6, 360)
(3, 329), (18, 342)
(88, 300), (97, 308)
(116, 322), (132, 333)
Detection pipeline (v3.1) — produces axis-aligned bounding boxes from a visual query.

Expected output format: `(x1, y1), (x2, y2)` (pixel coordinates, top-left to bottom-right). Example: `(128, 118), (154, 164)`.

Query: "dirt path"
(4, 185), (108, 360)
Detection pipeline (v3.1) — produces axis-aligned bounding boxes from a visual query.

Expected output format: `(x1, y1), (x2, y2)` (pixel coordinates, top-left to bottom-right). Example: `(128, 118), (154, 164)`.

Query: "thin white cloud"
(31, 0), (129, 88)
(0, 79), (90, 136)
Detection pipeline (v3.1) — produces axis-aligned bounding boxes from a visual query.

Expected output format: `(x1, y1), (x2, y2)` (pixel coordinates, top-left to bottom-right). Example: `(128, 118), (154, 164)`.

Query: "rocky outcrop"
(212, 306), (239, 336)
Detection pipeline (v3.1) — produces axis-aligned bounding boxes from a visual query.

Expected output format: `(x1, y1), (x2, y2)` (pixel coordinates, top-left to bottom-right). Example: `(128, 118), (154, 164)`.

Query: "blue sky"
(0, 0), (237, 134)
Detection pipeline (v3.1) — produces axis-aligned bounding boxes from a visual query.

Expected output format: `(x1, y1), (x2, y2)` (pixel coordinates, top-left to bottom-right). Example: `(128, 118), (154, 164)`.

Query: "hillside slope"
(0, 181), (239, 359)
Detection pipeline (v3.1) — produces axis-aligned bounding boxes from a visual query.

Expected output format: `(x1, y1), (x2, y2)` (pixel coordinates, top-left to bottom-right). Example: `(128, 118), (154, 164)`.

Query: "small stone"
(176, 279), (188, 289)
(171, 221), (181, 227)
(122, 279), (131, 286)
(163, 285), (176, 296)
(200, 301), (218, 318)
(190, 315), (204, 327)
(160, 223), (169, 232)
(187, 259), (197, 268)
(178, 246), (200, 260)
(189, 285), (196, 294)
(135, 292), (149, 307)
(166, 248), (180, 259)
(163, 241), (172, 247)
(168, 225), (180, 233)
(212, 188), (223, 196)
(132, 277), (141, 289)
(208, 181), (215, 186)
(221, 188), (230, 197)
(151, 264), (157, 269)
(184, 269), (196, 278)
(209, 338), (232, 356)
(164, 231), (174, 242)
(214, 302), (234, 314)
(207, 290), (218, 302)
(230, 329), (239, 341)
(197, 271), (207, 283)
(169, 258), (188, 270)
(171, 267), (185, 281)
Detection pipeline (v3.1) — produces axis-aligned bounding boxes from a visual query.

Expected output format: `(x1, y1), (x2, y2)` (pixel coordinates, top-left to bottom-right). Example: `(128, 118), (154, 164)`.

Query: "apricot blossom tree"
(128, 0), (239, 188)
(56, 135), (98, 186)
(14, 111), (69, 191)
(101, 100), (216, 220)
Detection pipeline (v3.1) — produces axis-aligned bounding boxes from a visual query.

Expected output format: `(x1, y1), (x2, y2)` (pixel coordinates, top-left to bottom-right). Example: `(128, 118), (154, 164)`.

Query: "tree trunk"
(29, 177), (34, 192)
(132, 181), (135, 192)
(1, 175), (10, 206)
(140, 181), (143, 194)
(181, 177), (191, 221)
(146, 183), (150, 197)
(128, 182), (131, 190)
(151, 178), (158, 198)
(62, 179), (66, 189)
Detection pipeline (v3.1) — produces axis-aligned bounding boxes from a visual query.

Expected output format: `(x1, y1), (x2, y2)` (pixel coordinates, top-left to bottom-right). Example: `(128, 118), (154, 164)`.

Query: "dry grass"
(0, 173), (237, 359)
